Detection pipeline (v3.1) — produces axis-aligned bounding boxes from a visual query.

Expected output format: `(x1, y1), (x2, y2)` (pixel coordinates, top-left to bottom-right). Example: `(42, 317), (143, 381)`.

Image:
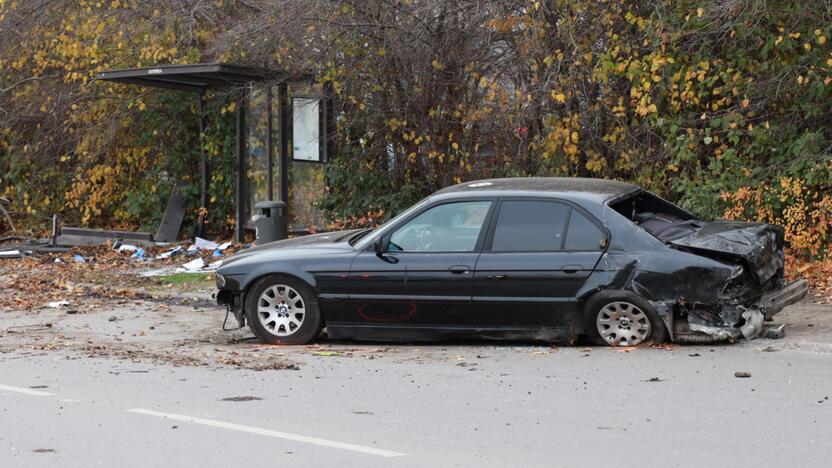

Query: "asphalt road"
(2, 342), (831, 468)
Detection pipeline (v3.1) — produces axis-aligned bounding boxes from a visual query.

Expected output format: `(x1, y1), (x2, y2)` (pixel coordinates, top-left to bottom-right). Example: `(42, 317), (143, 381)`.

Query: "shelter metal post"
(267, 86), (275, 201)
(278, 82), (290, 204)
(325, 82), (335, 163)
(197, 92), (209, 238)
(235, 87), (247, 243)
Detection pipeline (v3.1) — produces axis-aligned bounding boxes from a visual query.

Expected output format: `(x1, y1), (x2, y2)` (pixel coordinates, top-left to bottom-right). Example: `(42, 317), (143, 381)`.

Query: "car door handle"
(448, 265), (471, 274)
(562, 264), (583, 274)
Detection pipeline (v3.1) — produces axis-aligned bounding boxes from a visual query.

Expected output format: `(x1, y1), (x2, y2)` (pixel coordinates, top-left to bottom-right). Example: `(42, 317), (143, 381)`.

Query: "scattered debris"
(56, 226), (152, 247)
(47, 300), (70, 308)
(191, 237), (220, 251)
(156, 246), (184, 260)
(643, 377), (665, 382)
(181, 258), (206, 271)
(0, 249), (23, 259)
(734, 371), (752, 378)
(650, 343), (676, 350)
(761, 324), (786, 339)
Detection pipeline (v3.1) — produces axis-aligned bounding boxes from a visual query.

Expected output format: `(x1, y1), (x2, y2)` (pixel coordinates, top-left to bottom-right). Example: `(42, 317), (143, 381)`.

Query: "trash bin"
(252, 201), (287, 243)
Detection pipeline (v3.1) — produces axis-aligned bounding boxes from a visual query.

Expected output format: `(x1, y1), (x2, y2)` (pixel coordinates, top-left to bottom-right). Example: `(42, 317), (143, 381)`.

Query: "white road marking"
(0, 384), (53, 396)
(126, 408), (406, 458)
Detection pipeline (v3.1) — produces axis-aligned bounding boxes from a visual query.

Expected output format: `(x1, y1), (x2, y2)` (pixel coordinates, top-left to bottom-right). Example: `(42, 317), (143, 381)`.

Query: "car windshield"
(352, 197), (435, 248)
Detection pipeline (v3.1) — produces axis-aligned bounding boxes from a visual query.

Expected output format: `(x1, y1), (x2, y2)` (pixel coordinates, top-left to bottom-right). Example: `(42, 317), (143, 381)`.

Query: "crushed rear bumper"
(756, 279), (809, 320)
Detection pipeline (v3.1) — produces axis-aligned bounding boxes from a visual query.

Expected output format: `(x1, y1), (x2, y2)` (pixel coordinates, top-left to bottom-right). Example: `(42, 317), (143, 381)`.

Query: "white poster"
(292, 98), (320, 161)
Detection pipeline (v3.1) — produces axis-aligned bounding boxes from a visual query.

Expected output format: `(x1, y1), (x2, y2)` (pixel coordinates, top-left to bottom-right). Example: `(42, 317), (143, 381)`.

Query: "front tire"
(245, 275), (323, 345)
(584, 291), (667, 346)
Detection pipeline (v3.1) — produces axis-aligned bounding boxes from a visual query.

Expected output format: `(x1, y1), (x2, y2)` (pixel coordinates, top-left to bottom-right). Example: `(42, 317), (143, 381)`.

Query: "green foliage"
(320, 144), (426, 228)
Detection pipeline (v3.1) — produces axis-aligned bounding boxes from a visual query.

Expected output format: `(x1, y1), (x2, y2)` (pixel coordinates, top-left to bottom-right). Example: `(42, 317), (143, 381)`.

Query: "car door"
(346, 199), (494, 332)
(472, 198), (607, 336)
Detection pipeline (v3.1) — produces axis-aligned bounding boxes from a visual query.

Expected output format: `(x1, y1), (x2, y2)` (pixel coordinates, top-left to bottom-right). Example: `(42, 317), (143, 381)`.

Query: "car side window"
(388, 201), (492, 252)
(491, 201), (570, 252)
(565, 209), (605, 251)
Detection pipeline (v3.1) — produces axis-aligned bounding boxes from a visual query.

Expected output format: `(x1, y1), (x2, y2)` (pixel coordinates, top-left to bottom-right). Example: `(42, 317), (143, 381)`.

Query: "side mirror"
(373, 236), (386, 255)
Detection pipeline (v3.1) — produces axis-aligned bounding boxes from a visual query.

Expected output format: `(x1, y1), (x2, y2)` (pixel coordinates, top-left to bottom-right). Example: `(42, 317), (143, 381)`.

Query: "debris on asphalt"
(761, 324), (786, 339)
(221, 396), (263, 402)
(650, 343), (676, 350)
(734, 371), (752, 378)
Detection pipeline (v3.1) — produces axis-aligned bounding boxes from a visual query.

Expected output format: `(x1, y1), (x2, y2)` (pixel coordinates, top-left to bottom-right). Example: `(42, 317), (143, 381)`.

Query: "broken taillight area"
(672, 275), (809, 343)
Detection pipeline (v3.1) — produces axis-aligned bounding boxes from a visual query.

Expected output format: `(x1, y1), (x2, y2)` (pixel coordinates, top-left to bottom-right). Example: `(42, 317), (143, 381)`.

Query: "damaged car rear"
(216, 177), (808, 346)
(604, 188), (808, 343)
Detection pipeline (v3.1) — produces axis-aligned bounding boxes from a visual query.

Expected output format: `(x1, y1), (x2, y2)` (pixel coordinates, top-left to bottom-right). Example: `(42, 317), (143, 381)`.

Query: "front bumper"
(217, 288), (246, 328)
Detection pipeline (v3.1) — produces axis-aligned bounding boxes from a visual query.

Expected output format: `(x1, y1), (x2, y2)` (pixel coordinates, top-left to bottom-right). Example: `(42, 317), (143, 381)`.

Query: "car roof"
(433, 177), (639, 203)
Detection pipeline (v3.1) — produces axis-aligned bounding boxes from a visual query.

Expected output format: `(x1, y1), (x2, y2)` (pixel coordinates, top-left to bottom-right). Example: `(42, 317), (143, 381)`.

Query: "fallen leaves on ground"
(787, 254), (832, 304)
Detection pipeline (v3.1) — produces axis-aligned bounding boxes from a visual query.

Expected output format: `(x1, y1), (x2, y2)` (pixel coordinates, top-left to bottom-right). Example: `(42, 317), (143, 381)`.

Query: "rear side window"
(565, 210), (604, 251)
(491, 201), (570, 252)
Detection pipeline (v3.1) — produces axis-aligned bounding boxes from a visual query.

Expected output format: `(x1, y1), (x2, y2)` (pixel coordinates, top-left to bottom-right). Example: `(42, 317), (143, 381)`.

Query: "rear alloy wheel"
(245, 276), (323, 345)
(584, 291), (667, 347)
(595, 301), (652, 346)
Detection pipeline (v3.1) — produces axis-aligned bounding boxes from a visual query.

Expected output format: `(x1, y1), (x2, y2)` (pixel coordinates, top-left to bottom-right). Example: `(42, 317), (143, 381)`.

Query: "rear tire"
(245, 275), (323, 345)
(584, 291), (668, 346)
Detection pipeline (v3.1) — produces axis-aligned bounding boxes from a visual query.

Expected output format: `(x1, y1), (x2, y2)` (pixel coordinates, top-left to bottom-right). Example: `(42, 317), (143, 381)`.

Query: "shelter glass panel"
(246, 84), (271, 221)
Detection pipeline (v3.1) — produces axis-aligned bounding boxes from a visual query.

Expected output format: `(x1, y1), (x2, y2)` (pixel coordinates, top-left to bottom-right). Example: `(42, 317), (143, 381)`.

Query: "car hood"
(669, 220), (784, 285)
(220, 229), (364, 268)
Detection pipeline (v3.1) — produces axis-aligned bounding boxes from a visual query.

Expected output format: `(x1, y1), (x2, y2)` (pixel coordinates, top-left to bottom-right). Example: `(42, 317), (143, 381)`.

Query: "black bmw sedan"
(216, 177), (808, 347)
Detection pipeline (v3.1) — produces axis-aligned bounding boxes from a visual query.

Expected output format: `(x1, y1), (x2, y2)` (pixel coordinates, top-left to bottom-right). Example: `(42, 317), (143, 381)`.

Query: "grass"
(151, 272), (215, 286)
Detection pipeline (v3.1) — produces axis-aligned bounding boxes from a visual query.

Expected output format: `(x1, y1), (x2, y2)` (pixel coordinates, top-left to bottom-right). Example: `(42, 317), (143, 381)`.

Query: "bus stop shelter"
(97, 63), (332, 242)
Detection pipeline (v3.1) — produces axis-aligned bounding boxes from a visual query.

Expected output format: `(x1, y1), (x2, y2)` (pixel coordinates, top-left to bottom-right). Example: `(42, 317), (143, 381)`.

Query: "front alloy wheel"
(257, 284), (306, 337)
(245, 275), (323, 345)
